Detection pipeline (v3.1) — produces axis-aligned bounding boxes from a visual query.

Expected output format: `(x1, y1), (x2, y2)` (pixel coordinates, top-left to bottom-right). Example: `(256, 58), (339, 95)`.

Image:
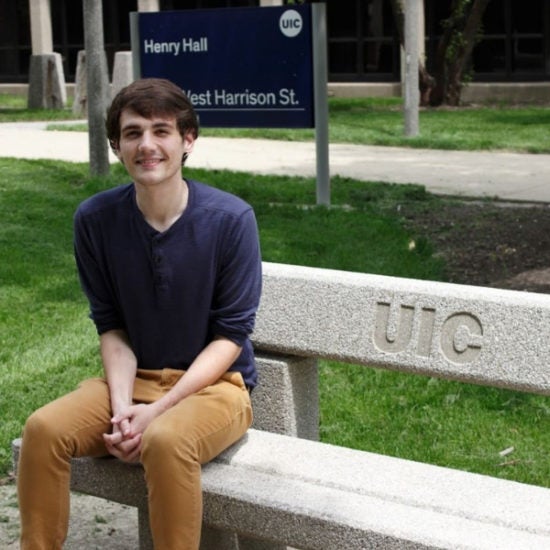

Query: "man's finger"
(119, 417), (131, 436)
(103, 431), (123, 446)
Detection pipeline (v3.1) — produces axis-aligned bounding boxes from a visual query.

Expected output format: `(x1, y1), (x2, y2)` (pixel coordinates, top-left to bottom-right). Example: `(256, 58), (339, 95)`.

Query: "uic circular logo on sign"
(279, 9), (303, 38)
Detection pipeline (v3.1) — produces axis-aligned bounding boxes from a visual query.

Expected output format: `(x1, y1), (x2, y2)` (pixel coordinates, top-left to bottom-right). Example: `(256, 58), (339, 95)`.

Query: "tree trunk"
(429, 0), (458, 106)
(431, 0), (492, 106)
(446, 0), (492, 105)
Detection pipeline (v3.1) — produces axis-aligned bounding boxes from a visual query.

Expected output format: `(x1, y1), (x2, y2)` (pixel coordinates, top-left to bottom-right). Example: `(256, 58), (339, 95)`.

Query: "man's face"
(115, 110), (194, 188)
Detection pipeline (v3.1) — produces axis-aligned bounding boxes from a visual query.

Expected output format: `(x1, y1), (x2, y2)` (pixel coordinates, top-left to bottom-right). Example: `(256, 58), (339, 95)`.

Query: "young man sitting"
(17, 78), (262, 550)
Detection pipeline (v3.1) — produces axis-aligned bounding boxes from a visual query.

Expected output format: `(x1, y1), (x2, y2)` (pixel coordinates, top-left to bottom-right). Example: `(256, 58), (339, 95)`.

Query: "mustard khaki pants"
(17, 369), (252, 550)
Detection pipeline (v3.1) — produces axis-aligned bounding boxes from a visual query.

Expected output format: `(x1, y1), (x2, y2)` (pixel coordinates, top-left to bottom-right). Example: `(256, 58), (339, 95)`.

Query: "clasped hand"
(103, 403), (159, 463)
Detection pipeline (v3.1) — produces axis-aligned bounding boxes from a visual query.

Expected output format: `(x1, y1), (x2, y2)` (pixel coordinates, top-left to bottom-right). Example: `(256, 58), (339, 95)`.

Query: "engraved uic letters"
(373, 302), (414, 353)
(373, 301), (483, 364)
(440, 312), (483, 364)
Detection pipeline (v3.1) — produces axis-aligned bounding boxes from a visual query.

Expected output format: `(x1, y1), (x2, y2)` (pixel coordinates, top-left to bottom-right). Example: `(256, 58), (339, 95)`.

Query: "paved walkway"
(1, 121), (549, 202)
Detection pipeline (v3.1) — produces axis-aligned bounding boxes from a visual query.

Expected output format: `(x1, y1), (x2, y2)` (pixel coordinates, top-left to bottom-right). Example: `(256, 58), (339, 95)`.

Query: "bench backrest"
(252, 262), (550, 396)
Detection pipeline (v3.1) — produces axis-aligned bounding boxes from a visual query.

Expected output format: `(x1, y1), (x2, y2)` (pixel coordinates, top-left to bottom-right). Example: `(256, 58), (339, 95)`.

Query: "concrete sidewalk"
(1, 122), (549, 202)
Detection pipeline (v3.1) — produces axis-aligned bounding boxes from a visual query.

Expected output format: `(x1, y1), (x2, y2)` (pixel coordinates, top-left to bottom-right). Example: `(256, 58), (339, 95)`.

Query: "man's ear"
(181, 132), (196, 165)
(183, 132), (195, 155)
(110, 140), (124, 164)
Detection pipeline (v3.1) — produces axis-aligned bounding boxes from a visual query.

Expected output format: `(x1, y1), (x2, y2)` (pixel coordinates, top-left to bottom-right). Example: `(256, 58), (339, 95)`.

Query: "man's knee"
(141, 420), (197, 464)
(22, 406), (65, 450)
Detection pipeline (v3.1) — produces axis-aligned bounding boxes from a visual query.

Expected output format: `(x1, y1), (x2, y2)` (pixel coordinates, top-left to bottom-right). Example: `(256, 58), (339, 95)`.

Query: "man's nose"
(138, 131), (155, 150)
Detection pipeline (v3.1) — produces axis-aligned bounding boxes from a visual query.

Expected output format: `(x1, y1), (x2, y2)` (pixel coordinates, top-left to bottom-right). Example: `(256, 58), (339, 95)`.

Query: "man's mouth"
(137, 158), (162, 168)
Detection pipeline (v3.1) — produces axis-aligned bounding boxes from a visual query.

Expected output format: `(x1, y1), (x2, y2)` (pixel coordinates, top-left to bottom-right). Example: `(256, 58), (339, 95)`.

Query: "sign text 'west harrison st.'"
(143, 37), (208, 56)
(184, 88), (300, 108)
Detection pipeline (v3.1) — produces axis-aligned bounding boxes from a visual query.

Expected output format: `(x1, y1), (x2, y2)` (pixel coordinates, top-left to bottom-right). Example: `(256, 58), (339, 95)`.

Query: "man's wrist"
(150, 396), (172, 416)
(110, 397), (132, 417)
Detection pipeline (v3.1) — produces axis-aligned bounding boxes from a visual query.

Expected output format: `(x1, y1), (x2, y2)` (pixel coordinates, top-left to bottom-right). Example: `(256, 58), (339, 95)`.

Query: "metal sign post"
(312, 4), (330, 206)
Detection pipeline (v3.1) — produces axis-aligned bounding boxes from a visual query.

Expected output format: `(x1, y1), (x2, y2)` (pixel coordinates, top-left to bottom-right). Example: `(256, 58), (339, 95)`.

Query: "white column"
(29, 0), (53, 54)
(27, 0), (66, 108)
(138, 0), (159, 11)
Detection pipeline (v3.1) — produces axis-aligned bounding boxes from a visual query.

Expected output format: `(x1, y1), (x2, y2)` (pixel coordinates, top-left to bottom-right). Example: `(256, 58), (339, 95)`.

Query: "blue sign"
(133, 6), (314, 128)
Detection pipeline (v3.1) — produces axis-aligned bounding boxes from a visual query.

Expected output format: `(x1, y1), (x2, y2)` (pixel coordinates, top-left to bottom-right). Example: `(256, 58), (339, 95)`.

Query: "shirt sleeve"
(210, 207), (262, 346)
(74, 208), (125, 335)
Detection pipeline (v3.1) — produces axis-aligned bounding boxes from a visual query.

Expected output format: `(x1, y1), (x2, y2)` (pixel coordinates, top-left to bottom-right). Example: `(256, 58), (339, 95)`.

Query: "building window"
(426, 0), (550, 81)
(0, 0), (31, 83)
(0, 0), (548, 84)
(326, 0), (400, 82)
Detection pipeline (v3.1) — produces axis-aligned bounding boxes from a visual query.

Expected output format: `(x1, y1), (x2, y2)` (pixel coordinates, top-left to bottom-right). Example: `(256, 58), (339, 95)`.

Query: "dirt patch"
(401, 200), (550, 293)
(0, 476), (138, 550)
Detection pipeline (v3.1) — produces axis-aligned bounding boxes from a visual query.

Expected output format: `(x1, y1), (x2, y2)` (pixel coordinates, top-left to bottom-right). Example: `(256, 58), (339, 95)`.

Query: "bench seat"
(12, 429), (550, 550)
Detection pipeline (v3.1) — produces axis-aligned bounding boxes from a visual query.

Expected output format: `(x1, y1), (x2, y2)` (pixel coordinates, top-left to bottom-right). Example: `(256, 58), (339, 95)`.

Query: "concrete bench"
(12, 262), (550, 549)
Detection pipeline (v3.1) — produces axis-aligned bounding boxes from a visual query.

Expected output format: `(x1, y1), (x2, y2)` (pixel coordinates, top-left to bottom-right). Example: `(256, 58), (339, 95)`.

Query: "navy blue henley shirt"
(74, 179), (262, 388)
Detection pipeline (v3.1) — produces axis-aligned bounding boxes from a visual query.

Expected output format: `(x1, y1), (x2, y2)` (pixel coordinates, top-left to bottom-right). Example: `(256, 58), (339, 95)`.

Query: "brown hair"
(106, 78), (199, 158)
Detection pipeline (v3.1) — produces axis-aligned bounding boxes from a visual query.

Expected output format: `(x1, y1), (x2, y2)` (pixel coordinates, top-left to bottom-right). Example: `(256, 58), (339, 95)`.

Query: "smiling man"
(17, 78), (262, 550)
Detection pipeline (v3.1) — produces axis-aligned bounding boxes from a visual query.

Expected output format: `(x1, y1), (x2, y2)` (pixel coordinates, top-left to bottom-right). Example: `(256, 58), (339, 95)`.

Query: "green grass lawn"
(1, 158), (548, 488)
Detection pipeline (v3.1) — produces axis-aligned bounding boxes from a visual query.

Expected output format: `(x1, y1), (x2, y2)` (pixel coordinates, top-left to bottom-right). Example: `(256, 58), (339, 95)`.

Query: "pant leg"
(139, 370), (252, 550)
(17, 377), (112, 550)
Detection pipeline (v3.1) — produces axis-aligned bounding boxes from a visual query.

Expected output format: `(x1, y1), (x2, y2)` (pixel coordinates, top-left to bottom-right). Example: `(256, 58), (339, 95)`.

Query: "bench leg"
(253, 355), (319, 440)
(200, 527), (287, 550)
(138, 506), (154, 550)
(200, 525), (240, 549)
(140, 519), (267, 550)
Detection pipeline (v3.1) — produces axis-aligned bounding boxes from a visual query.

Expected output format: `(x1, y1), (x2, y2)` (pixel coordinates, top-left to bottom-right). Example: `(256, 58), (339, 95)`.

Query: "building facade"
(1, 0), (549, 86)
